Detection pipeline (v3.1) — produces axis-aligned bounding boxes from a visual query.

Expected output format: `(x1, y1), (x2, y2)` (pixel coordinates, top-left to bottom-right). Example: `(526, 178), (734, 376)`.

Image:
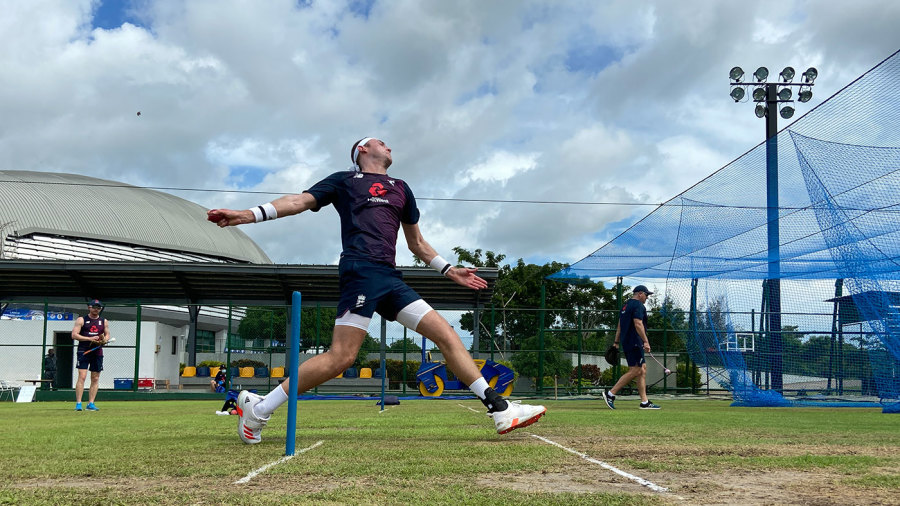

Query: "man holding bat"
(72, 299), (111, 411)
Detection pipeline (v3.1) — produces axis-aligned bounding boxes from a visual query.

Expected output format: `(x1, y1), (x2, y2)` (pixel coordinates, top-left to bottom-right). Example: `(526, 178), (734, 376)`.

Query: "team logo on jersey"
(368, 182), (388, 197)
(356, 294), (366, 308)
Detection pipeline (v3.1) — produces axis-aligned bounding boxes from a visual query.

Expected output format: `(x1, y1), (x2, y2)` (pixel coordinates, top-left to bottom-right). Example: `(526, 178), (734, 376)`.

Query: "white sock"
(253, 385), (289, 418)
(468, 376), (490, 400)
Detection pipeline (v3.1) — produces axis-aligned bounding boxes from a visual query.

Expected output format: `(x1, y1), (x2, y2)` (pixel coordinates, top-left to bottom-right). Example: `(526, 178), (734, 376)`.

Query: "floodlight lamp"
(730, 87), (745, 102)
(780, 106), (795, 119)
(803, 67), (818, 83)
(729, 66), (744, 81)
(752, 87), (766, 101)
(753, 66), (769, 82)
(798, 89), (813, 103)
(777, 87), (792, 101)
(780, 66), (795, 82)
(755, 104), (767, 118)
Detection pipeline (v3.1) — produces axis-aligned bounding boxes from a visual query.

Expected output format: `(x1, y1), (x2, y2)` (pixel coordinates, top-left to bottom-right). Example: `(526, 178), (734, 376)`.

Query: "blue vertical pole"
(380, 317), (387, 411)
(285, 291), (301, 456)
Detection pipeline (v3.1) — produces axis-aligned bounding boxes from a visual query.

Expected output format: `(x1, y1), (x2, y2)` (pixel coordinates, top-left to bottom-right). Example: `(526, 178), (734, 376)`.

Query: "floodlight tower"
(729, 65), (817, 392)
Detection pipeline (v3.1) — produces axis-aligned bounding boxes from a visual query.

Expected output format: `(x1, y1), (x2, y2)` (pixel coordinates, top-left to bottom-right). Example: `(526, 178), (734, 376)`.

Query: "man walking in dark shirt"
(604, 285), (660, 410)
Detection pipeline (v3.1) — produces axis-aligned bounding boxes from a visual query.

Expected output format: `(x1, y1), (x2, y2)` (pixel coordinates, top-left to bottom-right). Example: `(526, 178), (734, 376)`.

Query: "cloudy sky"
(2, 0), (898, 269)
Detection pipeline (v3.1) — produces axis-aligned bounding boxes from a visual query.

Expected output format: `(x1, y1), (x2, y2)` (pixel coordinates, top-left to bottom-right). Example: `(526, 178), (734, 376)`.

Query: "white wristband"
(429, 255), (452, 276)
(251, 203), (278, 223)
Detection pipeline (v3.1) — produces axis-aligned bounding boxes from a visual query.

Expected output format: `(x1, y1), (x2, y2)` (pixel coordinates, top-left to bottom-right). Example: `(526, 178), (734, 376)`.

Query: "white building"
(0, 170), (271, 389)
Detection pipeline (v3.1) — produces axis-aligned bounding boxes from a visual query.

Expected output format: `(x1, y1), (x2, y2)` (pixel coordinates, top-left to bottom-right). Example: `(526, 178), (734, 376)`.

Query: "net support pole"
(286, 291), (301, 456)
(829, 279), (843, 392)
(133, 302), (142, 393)
(402, 327), (407, 395)
(41, 300), (49, 384)
(538, 281), (546, 394)
(615, 277), (623, 379)
(690, 279), (699, 394)
(577, 306), (583, 395)
(380, 316), (387, 411)
(472, 296), (481, 359)
(225, 303), (233, 391)
(765, 82), (784, 392)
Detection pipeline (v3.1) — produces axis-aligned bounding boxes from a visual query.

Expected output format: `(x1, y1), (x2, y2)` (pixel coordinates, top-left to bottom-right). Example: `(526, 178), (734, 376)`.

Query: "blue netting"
(551, 49), (900, 412)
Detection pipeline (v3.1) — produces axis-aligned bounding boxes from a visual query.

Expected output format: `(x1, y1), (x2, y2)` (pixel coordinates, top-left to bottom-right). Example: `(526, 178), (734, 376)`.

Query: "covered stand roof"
(0, 171), (271, 264)
(0, 261), (496, 308)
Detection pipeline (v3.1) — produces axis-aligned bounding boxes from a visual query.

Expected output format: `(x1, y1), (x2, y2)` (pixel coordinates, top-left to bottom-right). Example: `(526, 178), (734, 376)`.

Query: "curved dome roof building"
(0, 170), (270, 264)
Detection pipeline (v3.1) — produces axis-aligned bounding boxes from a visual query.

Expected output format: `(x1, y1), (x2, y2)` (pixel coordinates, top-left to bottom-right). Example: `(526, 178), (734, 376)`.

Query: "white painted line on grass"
(234, 440), (324, 484)
(457, 403), (481, 413)
(377, 405), (397, 414)
(530, 434), (668, 493)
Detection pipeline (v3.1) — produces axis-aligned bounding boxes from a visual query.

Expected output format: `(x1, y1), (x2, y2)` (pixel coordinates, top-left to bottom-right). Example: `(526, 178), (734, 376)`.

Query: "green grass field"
(1, 396), (898, 505)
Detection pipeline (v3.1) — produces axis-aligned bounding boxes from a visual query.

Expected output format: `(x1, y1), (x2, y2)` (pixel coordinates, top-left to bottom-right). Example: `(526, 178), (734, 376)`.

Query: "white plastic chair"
(0, 380), (17, 401)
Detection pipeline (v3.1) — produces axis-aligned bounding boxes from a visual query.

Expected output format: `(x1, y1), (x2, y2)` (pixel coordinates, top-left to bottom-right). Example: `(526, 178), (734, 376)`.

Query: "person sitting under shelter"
(210, 367), (226, 393)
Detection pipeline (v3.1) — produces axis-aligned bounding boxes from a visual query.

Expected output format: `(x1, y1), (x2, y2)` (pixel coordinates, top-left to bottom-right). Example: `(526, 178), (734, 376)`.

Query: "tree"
(299, 306), (339, 350)
(692, 296), (731, 359)
(387, 337), (422, 353)
(406, 246), (505, 268)
(237, 305), (343, 351)
(237, 307), (287, 348)
(647, 294), (690, 352)
(451, 247), (505, 268)
(511, 334), (573, 381)
(459, 256), (620, 353)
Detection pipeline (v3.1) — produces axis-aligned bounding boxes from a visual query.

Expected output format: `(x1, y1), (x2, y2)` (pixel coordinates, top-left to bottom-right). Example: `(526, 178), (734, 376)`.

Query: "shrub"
(363, 359), (420, 389)
(570, 364), (602, 385)
(198, 360), (226, 369)
(571, 378), (596, 392)
(677, 361), (702, 391)
(230, 358), (266, 369)
(541, 375), (565, 388)
(600, 366), (618, 386)
(494, 359), (519, 386)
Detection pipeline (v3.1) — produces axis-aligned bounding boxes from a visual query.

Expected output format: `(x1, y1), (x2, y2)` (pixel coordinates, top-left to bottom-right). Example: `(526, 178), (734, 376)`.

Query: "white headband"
(352, 137), (374, 164)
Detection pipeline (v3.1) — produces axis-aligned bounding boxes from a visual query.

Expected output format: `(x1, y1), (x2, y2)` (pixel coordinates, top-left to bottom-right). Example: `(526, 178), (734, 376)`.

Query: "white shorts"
(335, 299), (433, 331)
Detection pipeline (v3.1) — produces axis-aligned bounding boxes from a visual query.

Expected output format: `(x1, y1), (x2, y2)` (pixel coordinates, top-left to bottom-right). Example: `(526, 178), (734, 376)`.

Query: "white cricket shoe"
(490, 400), (546, 434)
(236, 390), (269, 444)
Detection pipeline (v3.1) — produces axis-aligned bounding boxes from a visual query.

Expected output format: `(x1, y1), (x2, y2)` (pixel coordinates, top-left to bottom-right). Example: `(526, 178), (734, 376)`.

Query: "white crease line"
(457, 403), (481, 413)
(377, 405), (397, 414)
(530, 434), (668, 493)
(234, 440), (324, 484)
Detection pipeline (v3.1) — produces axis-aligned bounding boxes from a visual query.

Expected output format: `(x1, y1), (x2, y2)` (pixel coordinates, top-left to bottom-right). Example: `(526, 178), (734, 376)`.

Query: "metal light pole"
(730, 66), (817, 392)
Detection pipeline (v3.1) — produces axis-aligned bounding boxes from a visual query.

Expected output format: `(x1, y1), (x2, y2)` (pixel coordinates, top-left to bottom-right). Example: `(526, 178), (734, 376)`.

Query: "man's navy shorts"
(337, 258), (422, 320)
(76, 351), (104, 372)
(623, 346), (646, 367)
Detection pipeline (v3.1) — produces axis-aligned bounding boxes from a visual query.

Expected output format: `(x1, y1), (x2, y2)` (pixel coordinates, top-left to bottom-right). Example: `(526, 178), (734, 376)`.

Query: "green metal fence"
(0, 299), (770, 399)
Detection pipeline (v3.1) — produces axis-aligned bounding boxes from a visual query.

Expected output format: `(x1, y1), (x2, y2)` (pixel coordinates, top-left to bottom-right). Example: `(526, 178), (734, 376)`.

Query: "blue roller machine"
(415, 338), (515, 397)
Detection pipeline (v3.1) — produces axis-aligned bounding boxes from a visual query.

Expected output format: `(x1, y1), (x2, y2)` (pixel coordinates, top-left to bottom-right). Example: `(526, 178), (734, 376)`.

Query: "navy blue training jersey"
(618, 298), (647, 350)
(304, 170), (420, 267)
(77, 315), (106, 355)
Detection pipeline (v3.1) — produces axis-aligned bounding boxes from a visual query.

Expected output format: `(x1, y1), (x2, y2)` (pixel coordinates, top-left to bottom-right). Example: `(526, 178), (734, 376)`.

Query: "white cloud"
(462, 151), (538, 184)
(205, 137), (323, 171)
(752, 18), (794, 45)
